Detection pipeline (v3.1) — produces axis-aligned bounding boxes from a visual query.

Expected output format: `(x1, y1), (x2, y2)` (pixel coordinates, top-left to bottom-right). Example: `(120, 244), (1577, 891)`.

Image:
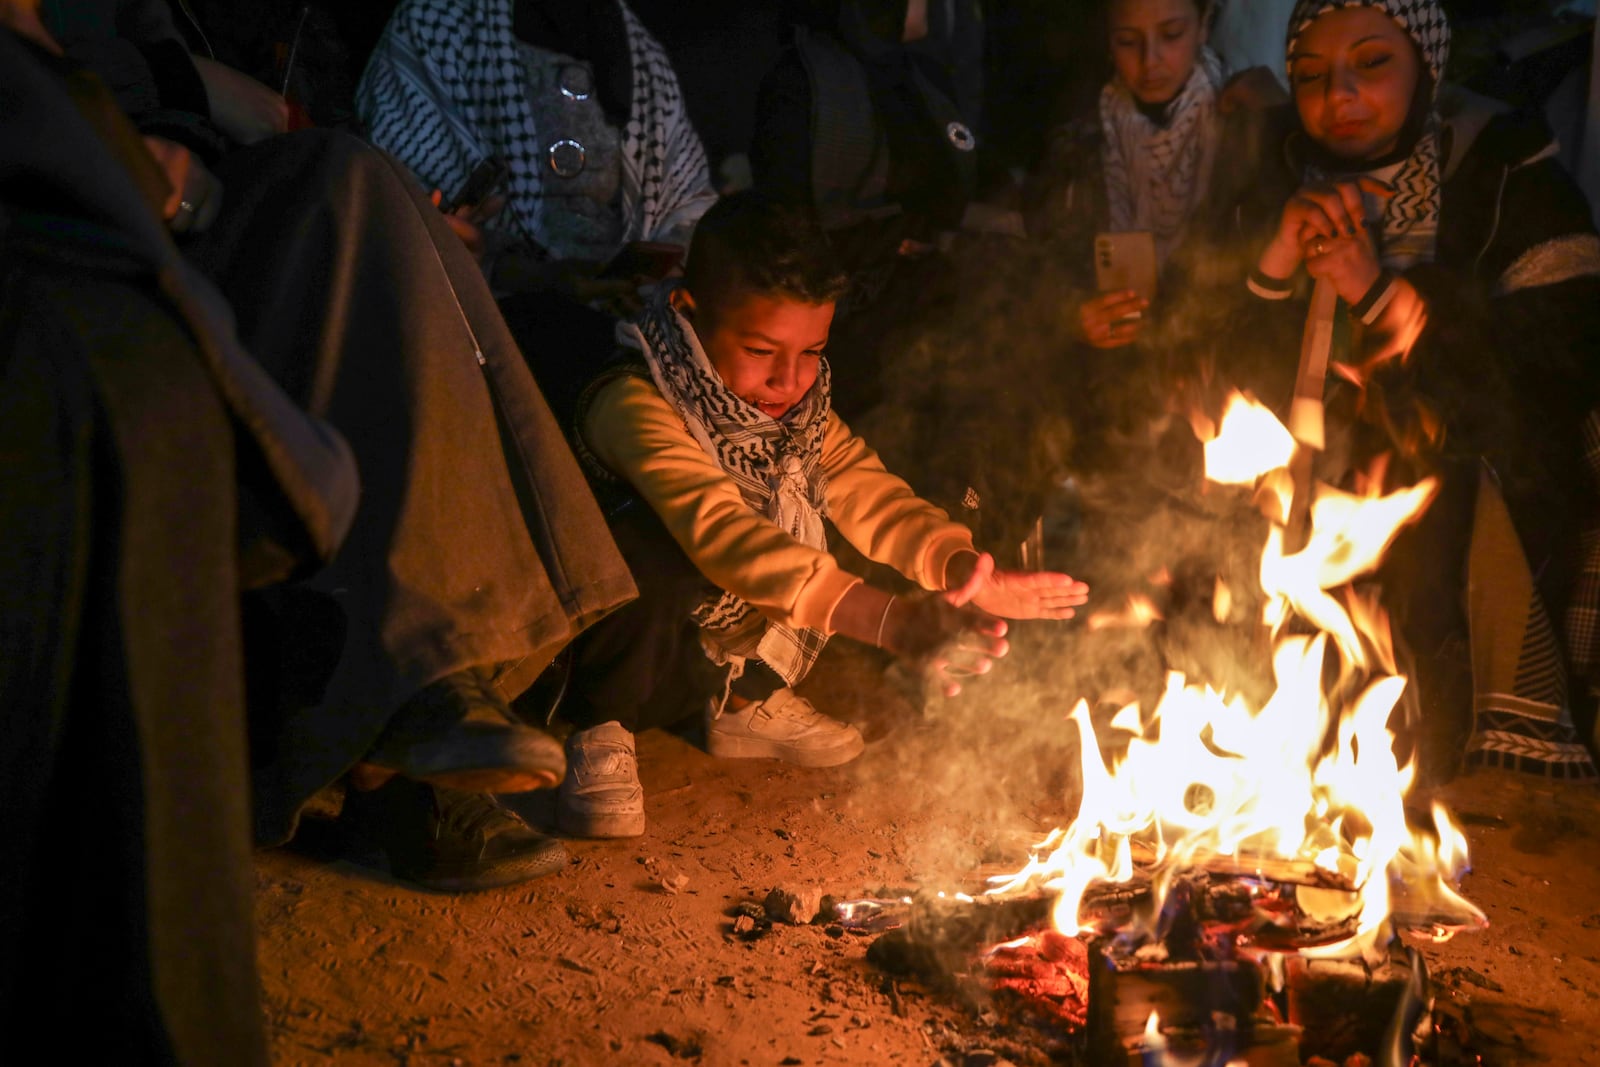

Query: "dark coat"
(1380, 100), (1600, 514)
(194, 129), (638, 845)
(40, 0), (231, 159)
(0, 31), (358, 1065)
(1255, 94), (1600, 775)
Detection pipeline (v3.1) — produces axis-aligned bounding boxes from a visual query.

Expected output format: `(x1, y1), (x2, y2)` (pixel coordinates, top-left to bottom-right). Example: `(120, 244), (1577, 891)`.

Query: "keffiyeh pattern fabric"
(358, 0), (714, 251)
(618, 288), (834, 686)
(1286, 0), (1449, 87)
(1099, 46), (1225, 265)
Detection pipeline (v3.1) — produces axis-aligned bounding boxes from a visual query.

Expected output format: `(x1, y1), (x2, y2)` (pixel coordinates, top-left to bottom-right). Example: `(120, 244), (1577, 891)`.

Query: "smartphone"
(441, 155), (509, 213)
(1094, 231), (1159, 304)
(598, 241), (685, 281)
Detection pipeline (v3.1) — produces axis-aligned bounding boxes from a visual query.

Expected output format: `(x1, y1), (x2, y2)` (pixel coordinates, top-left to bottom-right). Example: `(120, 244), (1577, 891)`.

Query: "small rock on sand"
(764, 885), (822, 925)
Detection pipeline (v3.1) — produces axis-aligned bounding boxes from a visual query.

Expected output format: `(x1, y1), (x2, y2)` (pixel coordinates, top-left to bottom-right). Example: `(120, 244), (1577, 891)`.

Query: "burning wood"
(986, 392), (1479, 970)
(981, 931), (1090, 1028)
(858, 391), (1490, 1063)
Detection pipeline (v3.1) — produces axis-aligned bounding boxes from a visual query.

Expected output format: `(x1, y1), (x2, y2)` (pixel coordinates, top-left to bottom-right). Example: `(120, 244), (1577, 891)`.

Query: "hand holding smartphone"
(441, 156), (509, 214)
(1080, 231), (1157, 349)
(1094, 231), (1158, 304)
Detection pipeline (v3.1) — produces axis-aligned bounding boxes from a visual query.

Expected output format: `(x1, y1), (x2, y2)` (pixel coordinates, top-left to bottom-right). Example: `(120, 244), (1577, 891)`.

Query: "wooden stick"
(1285, 279), (1339, 553)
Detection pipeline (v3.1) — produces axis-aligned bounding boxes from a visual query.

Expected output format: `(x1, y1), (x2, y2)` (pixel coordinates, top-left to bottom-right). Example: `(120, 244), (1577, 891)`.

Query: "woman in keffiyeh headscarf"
(1246, 0), (1600, 781)
(1029, 0), (1291, 353)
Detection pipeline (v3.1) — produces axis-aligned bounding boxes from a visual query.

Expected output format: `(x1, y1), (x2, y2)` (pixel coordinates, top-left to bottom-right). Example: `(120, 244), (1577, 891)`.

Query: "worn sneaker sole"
(400, 838), (571, 893)
(556, 799), (647, 839)
(350, 762), (561, 794)
(705, 726), (865, 768)
(367, 731), (566, 794)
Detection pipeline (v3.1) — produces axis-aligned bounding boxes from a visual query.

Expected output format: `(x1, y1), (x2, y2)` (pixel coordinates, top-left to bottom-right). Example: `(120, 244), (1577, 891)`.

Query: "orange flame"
(1087, 594), (1165, 632)
(990, 393), (1484, 961)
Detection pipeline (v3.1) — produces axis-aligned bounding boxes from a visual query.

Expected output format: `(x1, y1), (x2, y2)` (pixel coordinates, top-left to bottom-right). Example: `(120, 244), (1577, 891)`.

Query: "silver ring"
(178, 198), (196, 216)
(548, 138), (586, 178)
(558, 64), (592, 101)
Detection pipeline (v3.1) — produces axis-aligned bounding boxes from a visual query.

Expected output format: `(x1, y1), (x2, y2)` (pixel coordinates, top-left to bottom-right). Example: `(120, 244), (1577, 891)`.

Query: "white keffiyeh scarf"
(1099, 46), (1226, 265)
(618, 288), (834, 685)
(357, 0), (715, 252)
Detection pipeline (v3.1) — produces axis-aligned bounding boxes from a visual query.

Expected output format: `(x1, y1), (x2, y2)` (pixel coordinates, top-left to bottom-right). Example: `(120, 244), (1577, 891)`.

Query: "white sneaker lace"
(754, 690), (828, 726)
(573, 741), (637, 784)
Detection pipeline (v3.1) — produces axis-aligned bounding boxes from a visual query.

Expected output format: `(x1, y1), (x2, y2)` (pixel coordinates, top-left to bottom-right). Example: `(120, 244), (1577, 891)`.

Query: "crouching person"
(560, 193), (1091, 837)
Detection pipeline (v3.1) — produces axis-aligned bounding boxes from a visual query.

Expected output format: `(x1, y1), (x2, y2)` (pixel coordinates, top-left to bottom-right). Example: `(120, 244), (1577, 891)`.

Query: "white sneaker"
(557, 721), (645, 838)
(707, 688), (865, 767)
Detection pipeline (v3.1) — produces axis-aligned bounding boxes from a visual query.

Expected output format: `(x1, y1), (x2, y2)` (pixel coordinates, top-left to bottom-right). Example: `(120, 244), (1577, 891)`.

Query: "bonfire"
(971, 392), (1488, 1062)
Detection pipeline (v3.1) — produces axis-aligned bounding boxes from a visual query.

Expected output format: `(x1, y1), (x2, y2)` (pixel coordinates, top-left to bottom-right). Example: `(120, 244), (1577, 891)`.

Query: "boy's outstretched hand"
(881, 591), (1008, 698)
(828, 553), (1089, 697)
(944, 551), (1090, 620)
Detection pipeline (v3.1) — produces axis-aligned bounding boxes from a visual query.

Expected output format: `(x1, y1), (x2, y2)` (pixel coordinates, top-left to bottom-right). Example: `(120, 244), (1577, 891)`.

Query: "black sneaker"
(342, 778), (569, 892)
(357, 666), (566, 793)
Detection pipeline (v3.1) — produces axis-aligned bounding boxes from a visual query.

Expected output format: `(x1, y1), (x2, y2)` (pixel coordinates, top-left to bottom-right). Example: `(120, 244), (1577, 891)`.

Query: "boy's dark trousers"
(562, 499), (789, 734)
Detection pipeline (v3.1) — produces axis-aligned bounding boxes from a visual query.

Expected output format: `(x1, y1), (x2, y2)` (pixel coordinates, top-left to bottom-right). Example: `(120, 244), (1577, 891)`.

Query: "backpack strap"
(794, 27), (895, 230)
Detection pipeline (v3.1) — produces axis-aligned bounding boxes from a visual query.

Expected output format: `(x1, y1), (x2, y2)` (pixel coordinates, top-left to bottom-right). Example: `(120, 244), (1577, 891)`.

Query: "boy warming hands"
(561, 193), (1088, 838)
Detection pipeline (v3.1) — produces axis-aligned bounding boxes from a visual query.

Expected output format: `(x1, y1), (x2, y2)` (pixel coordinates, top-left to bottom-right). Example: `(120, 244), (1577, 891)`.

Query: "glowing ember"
(1087, 594), (1164, 632)
(989, 394), (1485, 963)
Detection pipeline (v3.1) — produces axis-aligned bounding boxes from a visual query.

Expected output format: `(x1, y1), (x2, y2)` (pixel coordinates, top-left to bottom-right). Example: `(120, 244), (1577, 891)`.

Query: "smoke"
(828, 221), (1303, 884)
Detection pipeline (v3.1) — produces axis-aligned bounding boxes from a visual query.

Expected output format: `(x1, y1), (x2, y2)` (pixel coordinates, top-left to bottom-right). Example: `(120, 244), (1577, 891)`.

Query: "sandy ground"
(255, 634), (1600, 1067)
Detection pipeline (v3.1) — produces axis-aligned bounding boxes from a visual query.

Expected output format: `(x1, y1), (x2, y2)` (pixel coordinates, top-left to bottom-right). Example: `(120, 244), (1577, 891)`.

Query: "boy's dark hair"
(683, 191), (850, 311)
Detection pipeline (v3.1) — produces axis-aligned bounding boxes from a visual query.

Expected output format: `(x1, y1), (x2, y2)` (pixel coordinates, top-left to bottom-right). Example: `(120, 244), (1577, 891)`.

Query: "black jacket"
(1252, 92), (1600, 515)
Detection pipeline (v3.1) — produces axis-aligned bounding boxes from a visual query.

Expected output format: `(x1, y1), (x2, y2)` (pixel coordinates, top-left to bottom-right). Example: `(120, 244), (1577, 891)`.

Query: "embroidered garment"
(357, 0), (715, 255)
(1287, 0), (1452, 270)
(617, 288), (834, 685)
(1098, 46), (1225, 265)
(1464, 465), (1597, 779)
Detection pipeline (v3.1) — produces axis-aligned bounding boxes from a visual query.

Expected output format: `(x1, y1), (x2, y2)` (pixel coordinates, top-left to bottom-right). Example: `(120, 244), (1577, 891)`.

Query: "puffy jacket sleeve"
(582, 375), (864, 631)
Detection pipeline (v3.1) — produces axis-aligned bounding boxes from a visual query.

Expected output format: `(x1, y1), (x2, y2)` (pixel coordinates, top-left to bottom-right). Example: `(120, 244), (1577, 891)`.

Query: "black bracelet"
(1351, 270), (1399, 325)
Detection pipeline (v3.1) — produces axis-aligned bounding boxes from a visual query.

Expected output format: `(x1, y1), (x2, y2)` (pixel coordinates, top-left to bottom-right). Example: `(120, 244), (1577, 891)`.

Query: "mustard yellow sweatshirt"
(582, 375), (976, 633)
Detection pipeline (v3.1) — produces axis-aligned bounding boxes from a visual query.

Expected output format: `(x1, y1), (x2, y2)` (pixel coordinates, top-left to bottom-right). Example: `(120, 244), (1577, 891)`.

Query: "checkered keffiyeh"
(1287, 0), (1449, 87)
(358, 0), (714, 251)
(619, 288), (834, 687)
(1464, 464), (1598, 780)
(1099, 47), (1225, 266)
(1287, 0), (1451, 270)
(1564, 412), (1600, 720)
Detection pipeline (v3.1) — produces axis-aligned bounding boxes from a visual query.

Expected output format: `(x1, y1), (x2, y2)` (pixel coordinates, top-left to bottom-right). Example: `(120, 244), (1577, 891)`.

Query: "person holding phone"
(1027, 0), (1290, 351)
